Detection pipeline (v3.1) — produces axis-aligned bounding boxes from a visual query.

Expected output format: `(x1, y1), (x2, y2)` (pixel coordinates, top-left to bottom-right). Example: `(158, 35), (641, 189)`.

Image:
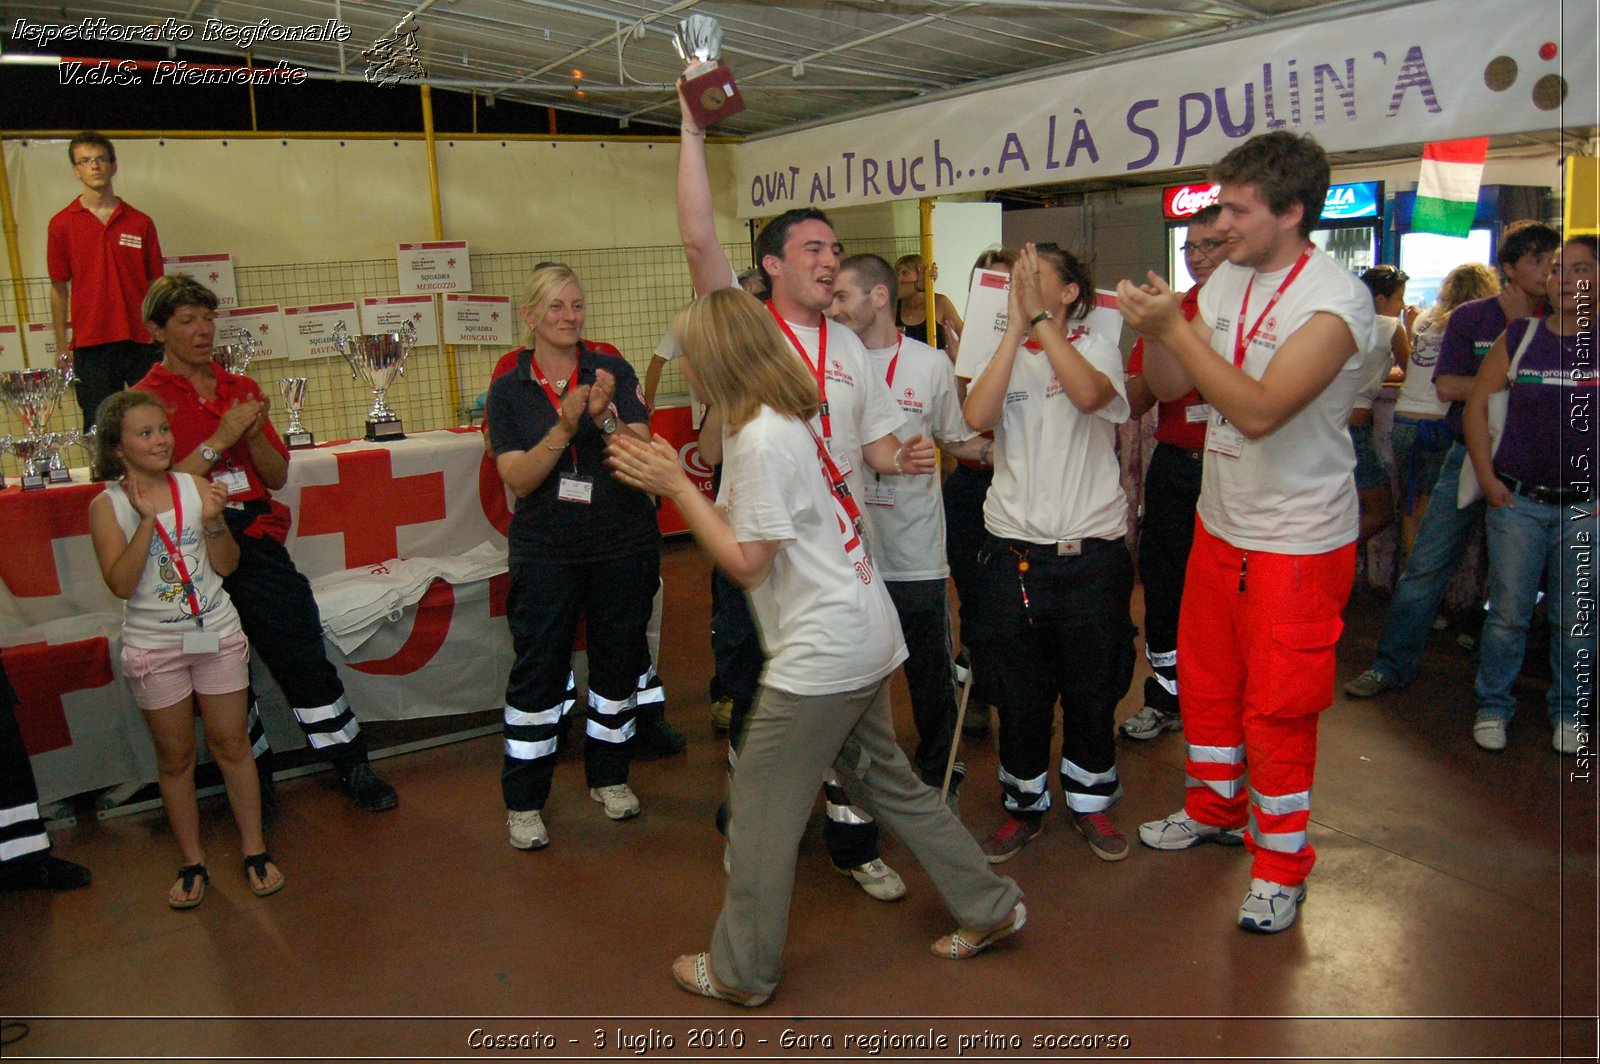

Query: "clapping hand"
(214, 398), (265, 448)
(1115, 271), (1181, 337)
(200, 478), (229, 523)
(607, 432), (689, 497)
(587, 369), (618, 422)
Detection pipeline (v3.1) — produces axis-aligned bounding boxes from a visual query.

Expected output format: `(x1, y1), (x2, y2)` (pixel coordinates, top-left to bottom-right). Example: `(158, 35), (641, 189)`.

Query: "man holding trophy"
(134, 274), (399, 813)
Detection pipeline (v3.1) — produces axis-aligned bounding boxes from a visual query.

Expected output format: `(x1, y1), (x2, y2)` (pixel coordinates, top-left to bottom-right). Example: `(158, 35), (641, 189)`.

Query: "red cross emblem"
(0, 482), (103, 598)
(259, 324), (270, 334)
(2, 638), (115, 755)
(296, 449), (447, 568)
(209, 271), (220, 283)
(490, 312), (500, 321)
(447, 258), (457, 268)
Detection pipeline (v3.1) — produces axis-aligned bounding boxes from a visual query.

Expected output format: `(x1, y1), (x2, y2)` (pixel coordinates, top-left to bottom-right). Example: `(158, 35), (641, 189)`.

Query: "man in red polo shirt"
(47, 132), (165, 430)
(1119, 203), (1223, 742)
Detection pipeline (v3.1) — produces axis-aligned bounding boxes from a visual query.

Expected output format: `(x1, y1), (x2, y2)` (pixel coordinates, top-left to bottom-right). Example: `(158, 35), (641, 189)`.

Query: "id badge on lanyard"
(213, 463), (251, 496)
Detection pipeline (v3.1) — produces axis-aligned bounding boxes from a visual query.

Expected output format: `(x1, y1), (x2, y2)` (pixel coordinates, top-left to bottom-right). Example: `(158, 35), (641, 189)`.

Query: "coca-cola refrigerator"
(1161, 180), (1385, 287)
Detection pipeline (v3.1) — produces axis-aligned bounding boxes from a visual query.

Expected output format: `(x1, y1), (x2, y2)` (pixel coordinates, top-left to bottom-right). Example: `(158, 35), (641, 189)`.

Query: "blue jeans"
(1371, 442), (1485, 686)
(1476, 494), (1597, 726)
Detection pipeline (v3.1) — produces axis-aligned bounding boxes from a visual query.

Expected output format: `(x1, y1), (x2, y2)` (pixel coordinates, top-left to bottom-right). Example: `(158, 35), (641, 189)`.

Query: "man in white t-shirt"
(676, 82), (937, 902)
(828, 253), (991, 803)
(1117, 131), (1375, 934)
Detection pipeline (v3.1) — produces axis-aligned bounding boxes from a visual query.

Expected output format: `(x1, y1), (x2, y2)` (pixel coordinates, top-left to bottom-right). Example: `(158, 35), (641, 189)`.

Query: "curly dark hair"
(92, 389), (168, 480)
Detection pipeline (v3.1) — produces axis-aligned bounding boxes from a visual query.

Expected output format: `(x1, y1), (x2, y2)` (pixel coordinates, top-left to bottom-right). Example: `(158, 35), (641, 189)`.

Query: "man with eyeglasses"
(1118, 204), (1224, 742)
(47, 131), (165, 430)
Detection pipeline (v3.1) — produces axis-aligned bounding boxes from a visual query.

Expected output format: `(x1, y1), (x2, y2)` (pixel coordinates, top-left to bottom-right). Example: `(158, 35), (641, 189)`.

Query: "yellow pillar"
(420, 84), (462, 416)
(0, 135), (35, 366)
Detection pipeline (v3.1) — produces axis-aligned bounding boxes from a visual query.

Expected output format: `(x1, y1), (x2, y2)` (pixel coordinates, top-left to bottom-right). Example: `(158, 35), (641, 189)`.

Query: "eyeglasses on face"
(1181, 239), (1226, 255)
(73, 156), (114, 168)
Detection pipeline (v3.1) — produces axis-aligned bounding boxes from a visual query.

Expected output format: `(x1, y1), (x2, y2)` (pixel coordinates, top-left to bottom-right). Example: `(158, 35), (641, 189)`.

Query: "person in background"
(944, 247), (1013, 740)
(135, 275), (399, 814)
(964, 242), (1137, 866)
(0, 658), (93, 894)
(607, 288), (1025, 1007)
(486, 284), (684, 759)
(894, 253), (965, 355)
(88, 389), (282, 908)
(1389, 263), (1501, 559)
(1462, 235), (1597, 755)
(1120, 131), (1374, 933)
(1343, 220), (1559, 700)
(48, 132), (165, 431)
(1120, 204), (1223, 742)
(1349, 265), (1411, 545)
(487, 265), (660, 850)
(828, 252), (990, 806)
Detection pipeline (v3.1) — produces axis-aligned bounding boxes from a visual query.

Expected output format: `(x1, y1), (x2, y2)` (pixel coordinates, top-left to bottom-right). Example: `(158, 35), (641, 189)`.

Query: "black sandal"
(169, 863), (208, 910)
(242, 852), (284, 897)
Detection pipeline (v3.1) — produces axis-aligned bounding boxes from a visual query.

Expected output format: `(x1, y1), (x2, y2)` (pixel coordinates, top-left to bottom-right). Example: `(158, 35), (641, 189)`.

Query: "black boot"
(634, 706), (686, 756)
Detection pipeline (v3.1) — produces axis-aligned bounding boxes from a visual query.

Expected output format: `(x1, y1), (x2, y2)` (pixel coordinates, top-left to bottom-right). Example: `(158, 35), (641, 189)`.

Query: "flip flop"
(243, 852), (285, 898)
(931, 900), (1026, 960)
(671, 953), (770, 1007)
(169, 863), (208, 910)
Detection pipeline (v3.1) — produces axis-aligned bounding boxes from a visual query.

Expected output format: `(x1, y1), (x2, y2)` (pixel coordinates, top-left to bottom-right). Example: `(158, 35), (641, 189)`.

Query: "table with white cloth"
(0, 429), (519, 803)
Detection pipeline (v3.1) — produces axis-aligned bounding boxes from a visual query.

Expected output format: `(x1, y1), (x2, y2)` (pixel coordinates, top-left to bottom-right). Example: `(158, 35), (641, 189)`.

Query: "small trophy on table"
(673, 14), (746, 128)
(332, 319), (415, 442)
(212, 327), (259, 376)
(0, 366), (75, 490)
(279, 377), (315, 449)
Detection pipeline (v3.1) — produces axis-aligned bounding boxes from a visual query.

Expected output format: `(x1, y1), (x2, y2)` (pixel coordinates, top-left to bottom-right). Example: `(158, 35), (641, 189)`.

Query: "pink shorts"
(121, 630), (250, 711)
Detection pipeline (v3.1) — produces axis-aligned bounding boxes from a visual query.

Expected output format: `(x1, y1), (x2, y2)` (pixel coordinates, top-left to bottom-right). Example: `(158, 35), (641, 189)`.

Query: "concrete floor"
(2, 538), (1595, 1061)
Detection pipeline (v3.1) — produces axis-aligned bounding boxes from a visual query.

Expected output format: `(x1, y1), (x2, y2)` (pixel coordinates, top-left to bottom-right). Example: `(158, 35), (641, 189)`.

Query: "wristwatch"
(1028, 310), (1054, 327)
(598, 414), (620, 436)
(199, 443), (220, 463)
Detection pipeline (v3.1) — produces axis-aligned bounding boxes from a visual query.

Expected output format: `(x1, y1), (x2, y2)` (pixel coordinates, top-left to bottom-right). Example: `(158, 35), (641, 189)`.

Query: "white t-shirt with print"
(720, 406), (907, 696)
(861, 332), (976, 582)
(980, 328), (1131, 544)
(1394, 310), (1450, 418)
(773, 315), (905, 516)
(1196, 249), (1376, 554)
(106, 473), (244, 650)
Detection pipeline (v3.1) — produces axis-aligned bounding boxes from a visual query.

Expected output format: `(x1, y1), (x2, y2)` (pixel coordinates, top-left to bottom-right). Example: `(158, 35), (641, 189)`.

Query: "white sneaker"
(589, 784), (641, 820)
(1553, 720), (1582, 755)
(507, 809), (548, 850)
(1473, 717), (1508, 752)
(833, 858), (907, 902)
(1120, 704), (1182, 739)
(1138, 810), (1246, 850)
(1238, 877), (1306, 933)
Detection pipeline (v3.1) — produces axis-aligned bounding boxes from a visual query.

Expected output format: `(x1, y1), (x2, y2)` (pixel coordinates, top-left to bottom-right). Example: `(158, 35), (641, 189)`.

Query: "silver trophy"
(279, 376), (314, 448)
(212, 326), (259, 376)
(673, 14), (745, 127)
(332, 319), (415, 441)
(0, 366), (75, 490)
(0, 435), (9, 489)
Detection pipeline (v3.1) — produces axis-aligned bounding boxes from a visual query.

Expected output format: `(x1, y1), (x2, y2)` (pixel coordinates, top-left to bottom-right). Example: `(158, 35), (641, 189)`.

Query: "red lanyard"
(531, 353), (580, 470)
(805, 421), (868, 560)
(149, 474), (204, 627)
(883, 332), (903, 389)
(767, 302), (831, 439)
(1234, 245), (1313, 368)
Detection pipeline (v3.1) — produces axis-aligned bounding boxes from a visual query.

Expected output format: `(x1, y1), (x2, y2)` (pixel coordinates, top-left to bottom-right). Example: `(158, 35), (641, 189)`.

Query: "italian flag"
(1413, 137), (1489, 238)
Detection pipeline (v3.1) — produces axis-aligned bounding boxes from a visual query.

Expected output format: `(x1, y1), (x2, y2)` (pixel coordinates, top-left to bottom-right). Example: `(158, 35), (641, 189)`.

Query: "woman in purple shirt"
(1464, 236), (1598, 755)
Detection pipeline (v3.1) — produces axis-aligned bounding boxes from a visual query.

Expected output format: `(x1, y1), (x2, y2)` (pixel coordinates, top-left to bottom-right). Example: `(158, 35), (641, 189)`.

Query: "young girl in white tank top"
(87, 389), (283, 909)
